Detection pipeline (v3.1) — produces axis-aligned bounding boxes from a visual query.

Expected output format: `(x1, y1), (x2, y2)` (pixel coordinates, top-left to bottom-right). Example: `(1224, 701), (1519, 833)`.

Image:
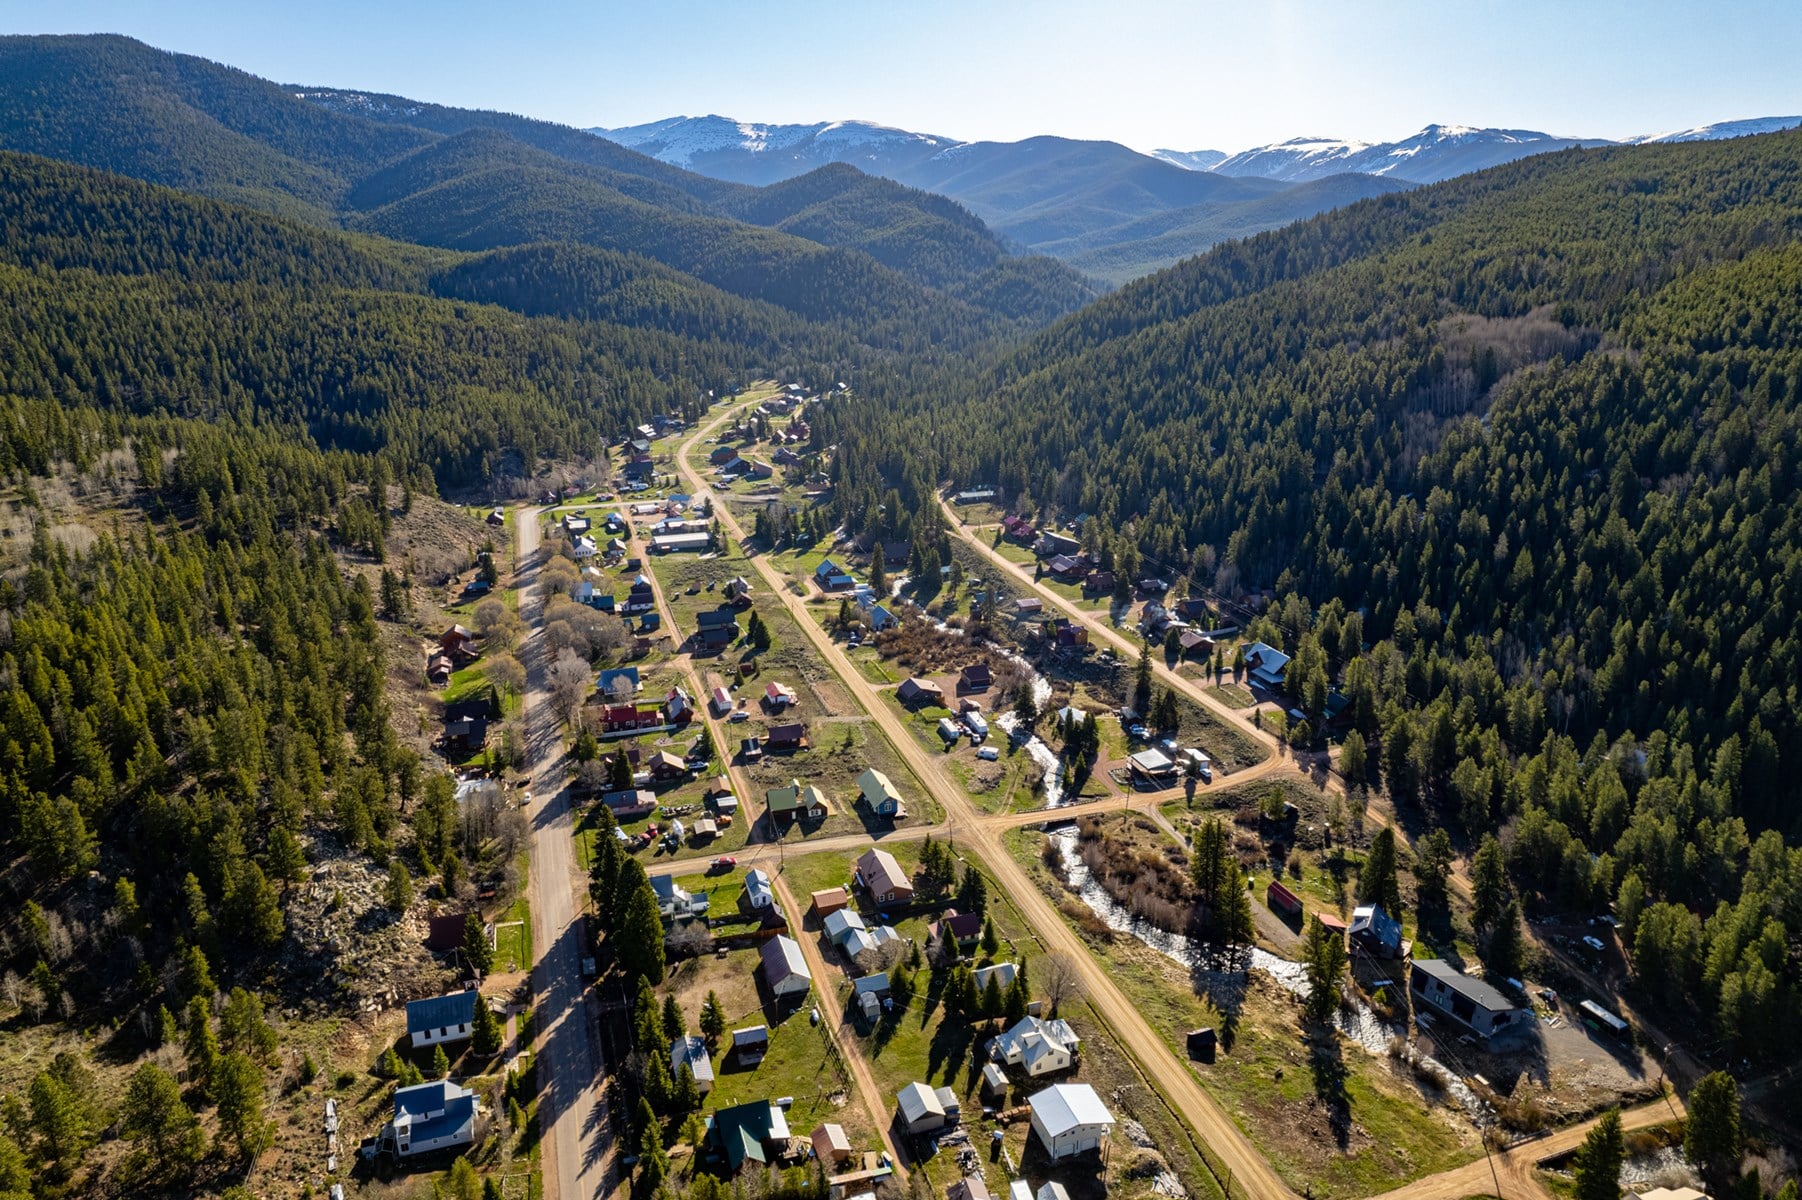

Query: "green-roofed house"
(857, 767), (908, 820)
(766, 779), (827, 822)
(708, 1099), (793, 1172)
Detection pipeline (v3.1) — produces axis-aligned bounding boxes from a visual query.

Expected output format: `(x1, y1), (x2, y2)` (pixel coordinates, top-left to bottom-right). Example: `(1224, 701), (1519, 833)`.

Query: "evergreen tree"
(211, 1052), (266, 1162)
(637, 1098), (668, 1190)
(1004, 974), (1029, 1023)
(183, 996), (218, 1098)
(1300, 916), (1348, 1024)
(471, 996), (503, 1057)
(27, 1070), (98, 1179)
(980, 916), (1001, 959)
(1484, 901), (1525, 979)
(1133, 646), (1153, 715)
(432, 1044), (451, 1079)
(220, 987), (279, 1065)
(1470, 836), (1509, 934)
(462, 912), (493, 977)
(385, 861), (414, 913)
(662, 994), (686, 1039)
(224, 862), (284, 948)
(1338, 730), (1367, 792)
(1571, 1109), (1625, 1200)
(120, 1063), (204, 1183)
(1685, 1072), (1742, 1190)
(1358, 827), (1403, 916)
(699, 990), (726, 1044)
(955, 866), (989, 916)
(674, 1063), (701, 1113)
(618, 874), (667, 985)
(981, 973), (1004, 1019)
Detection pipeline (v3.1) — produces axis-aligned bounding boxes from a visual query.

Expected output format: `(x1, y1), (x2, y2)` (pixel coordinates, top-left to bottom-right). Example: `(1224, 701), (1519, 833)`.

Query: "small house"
(815, 559), (856, 591)
(724, 576), (753, 603)
(711, 686), (734, 715)
(852, 973), (890, 1021)
(731, 1024), (770, 1065)
(980, 1062), (1009, 1104)
(764, 681), (798, 708)
(767, 780), (827, 821)
(823, 908), (867, 948)
(856, 848), (914, 907)
(442, 717), (489, 753)
(1046, 554), (1084, 579)
(896, 1081), (948, 1135)
(597, 666), (641, 697)
(930, 909), (984, 950)
(1035, 532), (1080, 558)
(1243, 641), (1292, 690)
(652, 875), (701, 918)
(867, 604), (896, 631)
(405, 990), (479, 1050)
(766, 722), (808, 751)
(602, 789), (657, 817)
(1027, 1082), (1114, 1160)
(857, 767), (907, 820)
(1349, 904), (1404, 959)
(649, 751), (689, 781)
(898, 677), (944, 705)
(425, 912), (473, 954)
(958, 663), (993, 694)
(740, 736), (763, 761)
(426, 654), (454, 687)
(990, 1016), (1080, 1077)
(1002, 516), (1036, 543)
(759, 935), (812, 1000)
(810, 887), (849, 918)
(1014, 597), (1044, 619)
(1410, 959), (1523, 1040)
(671, 1034), (715, 1095)
(738, 868), (778, 918)
(1083, 569), (1116, 595)
(438, 624), (478, 660)
(973, 962), (1018, 992)
(709, 1100), (792, 1173)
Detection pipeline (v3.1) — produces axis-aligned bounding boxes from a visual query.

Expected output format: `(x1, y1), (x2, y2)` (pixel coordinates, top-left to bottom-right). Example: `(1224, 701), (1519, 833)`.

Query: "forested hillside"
(0, 34), (1097, 337)
(821, 129), (1802, 1053)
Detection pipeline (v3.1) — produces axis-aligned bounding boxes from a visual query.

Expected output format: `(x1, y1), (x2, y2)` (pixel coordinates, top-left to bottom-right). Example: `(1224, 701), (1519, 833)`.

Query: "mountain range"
(599, 114), (1802, 281)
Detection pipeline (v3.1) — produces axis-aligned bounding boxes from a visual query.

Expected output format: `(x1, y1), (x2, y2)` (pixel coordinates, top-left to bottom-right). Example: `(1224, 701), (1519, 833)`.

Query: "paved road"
(519, 509), (610, 1200)
(677, 406), (1301, 1200)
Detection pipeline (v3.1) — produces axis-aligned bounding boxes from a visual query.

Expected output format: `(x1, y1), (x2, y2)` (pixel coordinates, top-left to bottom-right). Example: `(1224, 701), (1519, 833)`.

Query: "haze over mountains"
(601, 113), (1802, 281)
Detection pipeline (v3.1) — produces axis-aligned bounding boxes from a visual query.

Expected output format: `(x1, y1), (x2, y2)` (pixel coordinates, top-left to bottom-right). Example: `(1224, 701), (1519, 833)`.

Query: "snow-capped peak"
(593, 114), (958, 166)
(1625, 115), (1802, 144)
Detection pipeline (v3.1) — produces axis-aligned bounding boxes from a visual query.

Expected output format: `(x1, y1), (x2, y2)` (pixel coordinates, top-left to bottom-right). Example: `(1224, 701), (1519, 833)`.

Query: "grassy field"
(1000, 828), (1483, 1199)
(1205, 682), (1258, 709)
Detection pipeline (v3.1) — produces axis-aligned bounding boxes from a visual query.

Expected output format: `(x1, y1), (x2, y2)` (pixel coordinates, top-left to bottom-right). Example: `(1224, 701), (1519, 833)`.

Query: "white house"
(404, 990), (479, 1050)
(896, 1081), (948, 1134)
(759, 935), (813, 999)
(671, 1034), (715, 1095)
(1028, 1082), (1114, 1160)
(378, 1080), (479, 1159)
(990, 1016), (1080, 1077)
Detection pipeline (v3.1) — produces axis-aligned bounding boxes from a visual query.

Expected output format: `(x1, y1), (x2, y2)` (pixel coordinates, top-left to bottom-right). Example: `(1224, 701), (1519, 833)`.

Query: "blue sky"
(3, 0), (1798, 151)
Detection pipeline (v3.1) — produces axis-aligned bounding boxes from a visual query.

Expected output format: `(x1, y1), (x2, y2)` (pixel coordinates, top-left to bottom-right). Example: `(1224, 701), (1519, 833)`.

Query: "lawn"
(1205, 682), (1258, 709)
(1000, 828), (1483, 1200)
(496, 871), (532, 973)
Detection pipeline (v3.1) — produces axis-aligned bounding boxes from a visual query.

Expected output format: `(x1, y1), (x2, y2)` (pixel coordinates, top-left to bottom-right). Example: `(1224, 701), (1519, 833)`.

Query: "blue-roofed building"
(814, 559), (855, 591)
(597, 666), (641, 696)
(379, 1079), (479, 1159)
(405, 990), (479, 1050)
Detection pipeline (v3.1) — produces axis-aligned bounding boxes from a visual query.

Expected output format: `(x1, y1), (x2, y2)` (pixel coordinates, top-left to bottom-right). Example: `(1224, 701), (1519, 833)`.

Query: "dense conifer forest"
(820, 129), (1802, 1054)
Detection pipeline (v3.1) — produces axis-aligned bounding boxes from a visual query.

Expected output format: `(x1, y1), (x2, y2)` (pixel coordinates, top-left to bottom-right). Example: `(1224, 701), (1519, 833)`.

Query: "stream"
(1045, 828), (1490, 1121)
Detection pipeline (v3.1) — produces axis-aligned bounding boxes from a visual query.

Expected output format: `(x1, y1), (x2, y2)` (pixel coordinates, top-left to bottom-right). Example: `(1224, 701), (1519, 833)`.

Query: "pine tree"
(1572, 1108), (1625, 1200)
(121, 1063), (204, 1183)
(700, 991), (727, 1044)
(183, 996), (218, 1099)
(1471, 835), (1509, 933)
(981, 974), (1004, 1019)
(211, 1052), (266, 1162)
(432, 1044), (451, 1079)
(980, 916), (1001, 959)
(662, 994), (686, 1039)
(1685, 1072), (1742, 1190)
(1004, 974), (1029, 1023)
(675, 1063), (701, 1113)
(220, 987), (278, 1065)
(462, 912), (493, 977)
(955, 866), (989, 916)
(1358, 827), (1402, 916)
(1133, 646), (1153, 715)
(471, 997), (503, 1057)
(618, 876), (667, 986)
(223, 863), (284, 948)
(1301, 916), (1348, 1025)
(637, 1098), (668, 1189)
(385, 861), (414, 913)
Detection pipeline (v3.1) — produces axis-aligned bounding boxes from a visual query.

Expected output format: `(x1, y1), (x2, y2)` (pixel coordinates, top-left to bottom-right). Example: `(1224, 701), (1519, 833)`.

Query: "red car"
(708, 857), (737, 873)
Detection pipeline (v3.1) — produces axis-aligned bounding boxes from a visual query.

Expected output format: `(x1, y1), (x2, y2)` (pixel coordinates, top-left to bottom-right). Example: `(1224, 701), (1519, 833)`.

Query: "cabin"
(1014, 597), (1044, 619)
(405, 990), (479, 1050)
(426, 655), (454, 687)
(763, 681), (798, 708)
(695, 609), (740, 648)
(815, 559), (856, 591)
(671, 1035), (715, 1094)
(896, 1082), (949, 1135)
(866, 604), (897, 631)
(737, 868), (779, 920)
(857, 767), (908, 820)
(766, 722), (808, 751)
(930, 909), (983, 950)
(1002, 516), (1036, 543)
(1083, 569), (1116, 595)
(1054, 619), (1088, 647)
(438, 624), (479, 660)
(602, 789), (657, 818)
(1410, 960), (1523, 1040)
(1035, 532), (1081, 558)
(759, 935), (813, 1000)
(709, 1100), (793, 1173)
(648, 750), (690, 781)
(990, 1016), (1080, 1077)
(443, 718), (489, 754)
(371, 1080), (479, 1160)
(958, 663), (993, 694)
(1046, 554), (1085, 580)
(767, 780), (828, 821)
(1242, 641), (1292, 690)
(897, 677), (944, 705)
(1349, 904), (1405, 959)
(1028, 1083), (1114, 1161)
(856, 848), (913, 907)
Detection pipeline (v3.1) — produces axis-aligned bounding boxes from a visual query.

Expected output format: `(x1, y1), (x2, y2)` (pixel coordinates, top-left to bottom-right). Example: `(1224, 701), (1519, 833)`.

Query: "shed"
(1185, 1027), (1218, 1062)
(811, 887), (850, 918)
(731, 1024), (770, 1065)
(1027, 1082), (1114, 1160)
(896, 1081), (948, 1134)
(759, 935), (812, 999)
(811, 1122), (855, 1165)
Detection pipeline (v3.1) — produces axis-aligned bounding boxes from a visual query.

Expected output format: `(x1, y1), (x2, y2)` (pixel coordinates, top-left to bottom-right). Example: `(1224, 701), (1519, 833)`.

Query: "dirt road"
(1367, 1094), (1682, 1200)
(519, 509), (611, 1200)
(677, 408), (1301, 1200)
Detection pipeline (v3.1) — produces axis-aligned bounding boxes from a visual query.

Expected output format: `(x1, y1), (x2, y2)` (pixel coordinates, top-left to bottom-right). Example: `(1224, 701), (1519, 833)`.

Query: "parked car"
(709, 856), (737, 873)
(1127, 723), (1149, 739)
(728, 709), (750, 722)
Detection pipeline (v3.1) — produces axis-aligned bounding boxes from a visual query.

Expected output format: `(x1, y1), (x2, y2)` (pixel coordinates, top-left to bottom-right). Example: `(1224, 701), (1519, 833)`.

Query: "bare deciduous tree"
(549, 649), (594, 724)
(474, 597), (523, 649)
(1040, 950), (1083, 1016)
(482, 653), (526, 697)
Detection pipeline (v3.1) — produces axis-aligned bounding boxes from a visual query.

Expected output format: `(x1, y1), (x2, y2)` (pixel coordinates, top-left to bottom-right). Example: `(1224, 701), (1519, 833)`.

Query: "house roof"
(1412, 958), (1517, 1014)
(732, 1024), (769, 1046)
(857, 768), (903, 807)
(1350, 904), (1402, 949)
(949, 1177), (993, 1200)
(961, 663), (992, 684)
(852, 973), (890, 996)
(768, 780), (826, 813)
(810, 886), (848, 912)
(393, 1079), (465, 1119)
(742, 868), (774, 907)
(597, 667), (640, 692)
(857, 848), (910, 897)
(697, 609), (738, 629)
(1028, 1083), (1114, 1137)
(759, 935), (811, 986)
(768, 722), (807, 743)
(811, 1122), (853, 1157)
(898, 676), (943, 698)
(405, 990), (478, 1035)
(934, 910), (984, 942)
(1129, 748), (1176, 773)
(824, 909), (867, 941)
(711, 1101), (790, 1170)
(672, 1034), (715, 1084)
(896, 1081), (946, 1124)
(973, 962), (1018, 990)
